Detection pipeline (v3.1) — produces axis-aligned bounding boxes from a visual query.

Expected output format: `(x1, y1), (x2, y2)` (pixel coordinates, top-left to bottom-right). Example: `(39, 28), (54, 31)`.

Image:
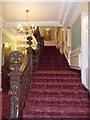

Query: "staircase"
(23, 46), (89, 118)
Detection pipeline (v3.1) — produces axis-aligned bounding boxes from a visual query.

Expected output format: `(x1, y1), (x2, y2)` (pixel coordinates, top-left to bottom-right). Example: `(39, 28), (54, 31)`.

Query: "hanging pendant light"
(17, 10), (37, 35)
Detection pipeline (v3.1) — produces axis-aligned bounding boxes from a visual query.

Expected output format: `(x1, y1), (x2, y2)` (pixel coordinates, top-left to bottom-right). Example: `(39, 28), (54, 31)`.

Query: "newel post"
(8, 51), (22, 118)
(27, 36), (33, 76)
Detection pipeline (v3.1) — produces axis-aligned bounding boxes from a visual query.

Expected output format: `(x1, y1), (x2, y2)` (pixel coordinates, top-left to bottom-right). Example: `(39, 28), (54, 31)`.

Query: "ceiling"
(1, 1), (88, 34)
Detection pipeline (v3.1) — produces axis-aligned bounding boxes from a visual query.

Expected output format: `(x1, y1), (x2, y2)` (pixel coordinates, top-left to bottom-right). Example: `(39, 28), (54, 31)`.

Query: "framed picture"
(44, 29), (52, 41)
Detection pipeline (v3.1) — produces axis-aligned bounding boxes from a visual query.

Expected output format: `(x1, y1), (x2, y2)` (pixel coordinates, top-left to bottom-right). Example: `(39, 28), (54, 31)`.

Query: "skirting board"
(70, 66), (81, 70)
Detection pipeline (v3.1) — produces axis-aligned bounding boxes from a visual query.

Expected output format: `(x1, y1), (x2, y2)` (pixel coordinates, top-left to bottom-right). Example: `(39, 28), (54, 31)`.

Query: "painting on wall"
(44, 29), (52, 41)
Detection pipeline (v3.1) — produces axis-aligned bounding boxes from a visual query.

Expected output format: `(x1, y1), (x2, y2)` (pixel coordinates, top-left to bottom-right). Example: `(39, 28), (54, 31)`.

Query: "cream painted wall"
(2, 28), (16, 50)
(44, 40), (56, 46)
(2, 28), (16, 65)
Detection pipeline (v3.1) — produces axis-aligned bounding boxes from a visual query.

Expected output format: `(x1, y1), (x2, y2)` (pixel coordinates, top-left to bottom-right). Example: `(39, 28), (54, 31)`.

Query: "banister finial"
(11, 51), (22, 72)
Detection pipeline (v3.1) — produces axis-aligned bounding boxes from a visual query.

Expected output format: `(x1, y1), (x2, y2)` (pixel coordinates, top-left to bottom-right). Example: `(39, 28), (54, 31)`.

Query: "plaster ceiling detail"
(1, 1), (88, 34)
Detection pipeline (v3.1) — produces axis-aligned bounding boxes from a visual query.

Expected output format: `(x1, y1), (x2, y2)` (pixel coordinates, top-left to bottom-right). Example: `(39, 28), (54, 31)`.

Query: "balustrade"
(8, 26), (44, 118)
(8, 36), (33, 118)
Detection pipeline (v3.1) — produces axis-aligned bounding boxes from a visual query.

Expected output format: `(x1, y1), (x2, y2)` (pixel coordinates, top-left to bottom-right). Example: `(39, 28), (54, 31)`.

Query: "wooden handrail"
(32, 27), (44, 70)
(8, 27), (44, 118)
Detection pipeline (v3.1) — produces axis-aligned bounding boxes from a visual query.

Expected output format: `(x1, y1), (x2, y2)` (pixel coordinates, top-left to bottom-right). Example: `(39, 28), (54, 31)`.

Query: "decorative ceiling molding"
(58, 2), (67, 25)
(1, 17), (8, 28)
(7, 21), (60, 27)
(0, 17), (16, 36)
(61, 2), (73, 26)
(1, 1), (88, 35)
(68, 2), (87, 27)
(6, 21), (61, 35)
(63, 2), (80, 26)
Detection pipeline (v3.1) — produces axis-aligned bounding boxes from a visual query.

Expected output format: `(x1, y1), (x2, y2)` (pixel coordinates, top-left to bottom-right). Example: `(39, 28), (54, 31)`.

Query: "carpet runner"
(2, 90), (10, 118)
(23, 46), (90, 119)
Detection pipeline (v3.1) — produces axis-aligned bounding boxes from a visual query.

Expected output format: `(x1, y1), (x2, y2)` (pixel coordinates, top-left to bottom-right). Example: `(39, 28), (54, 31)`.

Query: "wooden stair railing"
(32, 26), (44, 71)
(8, 38), (33, 119)
(33, 26), (44, 56)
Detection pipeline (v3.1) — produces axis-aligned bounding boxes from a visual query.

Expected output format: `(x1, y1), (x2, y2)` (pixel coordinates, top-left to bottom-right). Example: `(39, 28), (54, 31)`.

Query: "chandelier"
(17, 10), (37, 35)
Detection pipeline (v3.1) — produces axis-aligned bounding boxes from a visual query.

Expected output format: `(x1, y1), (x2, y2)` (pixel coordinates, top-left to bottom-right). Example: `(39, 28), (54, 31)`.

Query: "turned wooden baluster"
(27, 36), (33, 75)
(8, 51), (22, 118)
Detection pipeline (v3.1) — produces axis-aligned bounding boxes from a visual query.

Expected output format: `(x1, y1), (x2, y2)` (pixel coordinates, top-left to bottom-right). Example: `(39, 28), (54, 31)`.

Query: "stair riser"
(23, 46), (89, 118)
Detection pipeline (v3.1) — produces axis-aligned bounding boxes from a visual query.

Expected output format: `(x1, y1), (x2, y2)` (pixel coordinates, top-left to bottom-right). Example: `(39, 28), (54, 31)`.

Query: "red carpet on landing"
(22, 46), (90, 119)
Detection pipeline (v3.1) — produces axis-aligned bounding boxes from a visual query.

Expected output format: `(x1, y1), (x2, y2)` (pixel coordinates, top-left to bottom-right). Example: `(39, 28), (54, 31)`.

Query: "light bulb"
(25, 22), (27, 26)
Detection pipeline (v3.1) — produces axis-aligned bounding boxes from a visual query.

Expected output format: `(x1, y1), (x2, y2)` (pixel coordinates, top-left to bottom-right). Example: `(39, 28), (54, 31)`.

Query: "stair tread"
(23, 46), (89, 118)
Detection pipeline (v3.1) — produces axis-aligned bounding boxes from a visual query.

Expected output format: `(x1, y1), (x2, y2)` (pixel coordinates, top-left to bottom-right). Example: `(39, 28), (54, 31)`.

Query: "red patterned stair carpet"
(23, 46), (90, 119)
(2, 90), (10, 118)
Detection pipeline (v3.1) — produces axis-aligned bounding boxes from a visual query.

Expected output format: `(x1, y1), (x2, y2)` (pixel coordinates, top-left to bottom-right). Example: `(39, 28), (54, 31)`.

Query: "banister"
(8, 27), (44, 118)
(8, 36), (33, 119)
